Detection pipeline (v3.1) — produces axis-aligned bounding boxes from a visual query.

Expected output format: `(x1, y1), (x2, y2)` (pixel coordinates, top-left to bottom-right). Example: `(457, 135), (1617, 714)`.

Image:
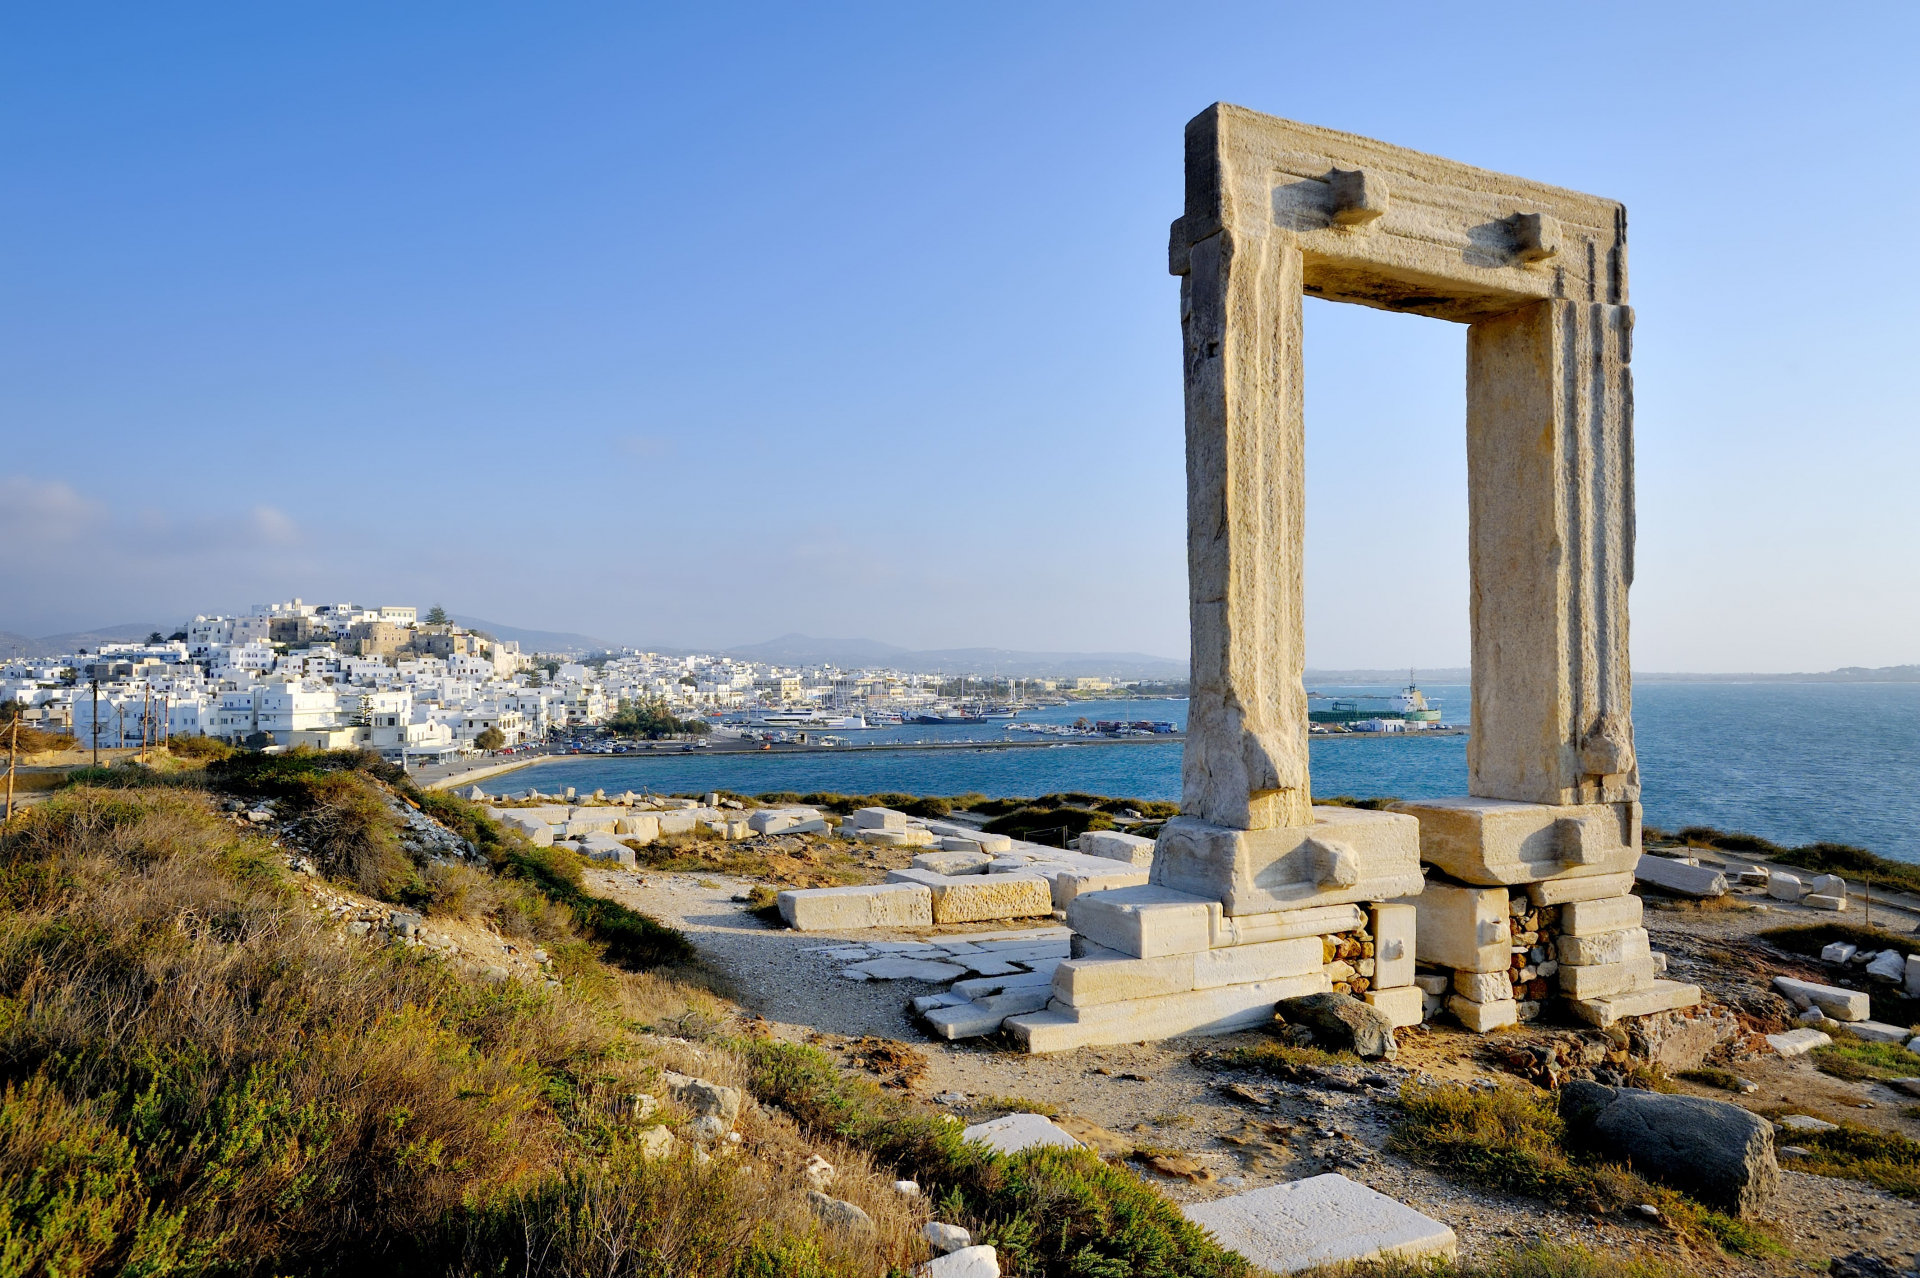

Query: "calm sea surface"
(495, 684), (1920, 863)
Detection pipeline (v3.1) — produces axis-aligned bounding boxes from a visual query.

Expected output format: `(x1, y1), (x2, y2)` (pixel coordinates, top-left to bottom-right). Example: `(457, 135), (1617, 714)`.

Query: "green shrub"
(504, 845), (693, 969)
(1810, 1031), (1920, 1083)
(980, 806), (1113, 844)
(299, 770), (413, 896)
(1757, 1116), (1920, 1198)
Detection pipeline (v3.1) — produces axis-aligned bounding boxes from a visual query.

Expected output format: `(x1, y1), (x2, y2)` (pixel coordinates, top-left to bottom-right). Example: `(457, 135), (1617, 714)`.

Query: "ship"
(1307, 671), (1444, 725)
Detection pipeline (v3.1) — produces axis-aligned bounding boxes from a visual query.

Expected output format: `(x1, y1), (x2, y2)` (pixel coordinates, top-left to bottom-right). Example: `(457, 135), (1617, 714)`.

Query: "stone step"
(923, 989), (1053, 1039)
(1567, 978), (1703, 1028)
(1066, 884), (1214, 959)
(1005, 970), (1328, 1052)
(1052, 936), (1323, 1008)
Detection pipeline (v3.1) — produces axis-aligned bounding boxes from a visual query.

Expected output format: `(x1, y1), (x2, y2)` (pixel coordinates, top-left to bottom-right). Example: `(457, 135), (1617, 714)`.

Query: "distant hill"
(449, 616), (620, 656)
(1635, 665), (1920, 683)
(723, 633), (1186, 679)
(0, 623), (181, 658)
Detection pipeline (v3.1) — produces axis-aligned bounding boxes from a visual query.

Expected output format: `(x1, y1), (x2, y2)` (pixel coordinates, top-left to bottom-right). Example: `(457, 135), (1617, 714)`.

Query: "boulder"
(664, 1072), (742, 1124)
(803, 1155), (835, 1188)
(1278, 992), (1398, 1059)
(923, 1222), (972, 1254)
(1558, 1081), (1778, 1216)
(806, 1191), (874, 1234)
(919, 1246), (1000, 1278)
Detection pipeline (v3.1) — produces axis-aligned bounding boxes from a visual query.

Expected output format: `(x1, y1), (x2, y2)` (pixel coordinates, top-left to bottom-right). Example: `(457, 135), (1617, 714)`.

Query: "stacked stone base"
(1408, 876), (1700, 1032)
(1006, 888), (1423, 1053)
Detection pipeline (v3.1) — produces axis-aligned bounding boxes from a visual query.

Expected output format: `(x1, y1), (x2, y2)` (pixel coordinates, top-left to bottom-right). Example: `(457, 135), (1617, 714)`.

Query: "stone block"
(1808, 873), (1846, 896)
(1209, 903), (1366, 948)
(914, 849), (993, 876)
(1180, 1174), (1456, 1274)
(579, 835), (636, 867)
(1844, 1021), (1914, 1046)
(1192, 937), (1325, 990)
(1008, 971), (1330, 1052)
(1767, 872), (1804, 901)
(1772, 976), (1870, 1022)
(886, 869), (1053, 924)
(1068, 885), (1214, 959)
(1076, 830), (1157, 866)
(1052, 952), (1195, 1006)
(1412, 973), (1451, 995)
(1765, 1028), (1831, 1057)
(1558, 955), (1656, 1000)
(852, 807), (908, 830)
(1908, 953), (1920, 998)
(1390, 796), (1639, 886)
(1149, 807), (1423, 916)
(1047, 865), (1150, 909)
(1524, 872), (1637, 906)
(1448, 995), (1518, 1031)
(926, 822), (1014, 853)
(961, 1113), (1082, 1155)
(1567, 979), (1702, 1027)
(1636, 854), (1728, 898)
(846, 956), (970, 981)
(1821, 942), (1859, 964)
(1403, 882), (1510, 973)
(657, 811), (697, 836)
(614, 814), (660, 841)
(1560, 894), (1643, 936)
(778, 883), (933, 931)
(1558, 927), (1651, 967)
(1370, 903), (1416, 989)
(1453, 970), (1514, 1003)
(1805, 894), (1845, 911)
(1365, 984), (1426, 1028)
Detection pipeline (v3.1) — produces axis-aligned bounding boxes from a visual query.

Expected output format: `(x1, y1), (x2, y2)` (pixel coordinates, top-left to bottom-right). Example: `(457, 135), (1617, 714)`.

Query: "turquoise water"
(496, 685), (1920, 863)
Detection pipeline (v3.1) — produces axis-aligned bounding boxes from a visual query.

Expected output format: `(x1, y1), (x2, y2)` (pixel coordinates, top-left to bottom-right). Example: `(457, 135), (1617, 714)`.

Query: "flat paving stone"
(1180, 1173), (1456, 1274)
(822, 947), (871, 962)
(845, 957), (971, 982)
(960, 1113), (1084, 1155)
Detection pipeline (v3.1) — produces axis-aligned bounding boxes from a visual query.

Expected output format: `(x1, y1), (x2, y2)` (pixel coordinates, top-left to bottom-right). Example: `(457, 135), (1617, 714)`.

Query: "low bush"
(1304, 1243), (1688, 1278)
(1759, 921), (1920, 959)
(167, 733), (236, 761)
(737, 1038), (1247, 1277)
(980, 806), (1114, 844)
(1754, 1110), (1920, 1199)
(1810, 1031), (1920, 1083)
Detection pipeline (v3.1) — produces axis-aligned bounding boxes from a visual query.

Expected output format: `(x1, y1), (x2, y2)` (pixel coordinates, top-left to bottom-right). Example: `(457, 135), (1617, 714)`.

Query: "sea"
(486, 684), (1920, 864)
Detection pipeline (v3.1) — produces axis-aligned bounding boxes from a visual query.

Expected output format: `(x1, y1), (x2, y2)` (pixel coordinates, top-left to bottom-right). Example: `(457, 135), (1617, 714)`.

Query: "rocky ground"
(587, 861), (1920, 1276)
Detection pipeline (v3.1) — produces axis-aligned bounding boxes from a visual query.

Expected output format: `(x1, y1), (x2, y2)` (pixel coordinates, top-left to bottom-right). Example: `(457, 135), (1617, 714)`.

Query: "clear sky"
(3, 3), (1914, 671)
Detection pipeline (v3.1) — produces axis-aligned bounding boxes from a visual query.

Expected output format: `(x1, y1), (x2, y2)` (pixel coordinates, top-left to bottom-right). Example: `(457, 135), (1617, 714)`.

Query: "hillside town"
(0, 598), (1144, 761)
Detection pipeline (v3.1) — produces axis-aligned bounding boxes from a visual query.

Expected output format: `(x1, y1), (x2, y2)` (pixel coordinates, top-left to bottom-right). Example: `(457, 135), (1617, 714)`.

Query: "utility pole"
(6, 717), (18, 822)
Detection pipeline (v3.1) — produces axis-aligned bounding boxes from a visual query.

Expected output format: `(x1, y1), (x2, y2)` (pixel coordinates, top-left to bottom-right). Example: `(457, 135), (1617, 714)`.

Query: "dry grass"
(1305, 1243), (1689, 1278)
(0, 785), (904, 1276)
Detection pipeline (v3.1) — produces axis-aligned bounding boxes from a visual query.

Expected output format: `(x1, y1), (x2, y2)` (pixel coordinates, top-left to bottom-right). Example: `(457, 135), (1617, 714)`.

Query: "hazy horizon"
(4, 4), (1914, 672)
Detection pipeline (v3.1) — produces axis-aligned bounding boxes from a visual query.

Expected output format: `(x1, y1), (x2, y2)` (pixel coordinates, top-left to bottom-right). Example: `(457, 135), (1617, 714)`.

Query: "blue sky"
(3, 3), (1914, 670)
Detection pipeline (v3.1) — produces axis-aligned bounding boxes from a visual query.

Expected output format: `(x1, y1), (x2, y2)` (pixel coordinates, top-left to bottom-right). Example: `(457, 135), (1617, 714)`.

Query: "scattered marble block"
(1149, 807), (1424, 916)
(1866, 950), (1908, 983)
(1766, 872), (1805, 902)
(1389, 796), (1639, 885)
(1365, 984), (1426, 1028)
(1820, 941), (1859, 965)
(886, 869), (1053, 924)
(1779, 1114), (1838, 1133)
(1635, 854), (1728, 898)
(1567, 979), (1703, 1028)
(852, 807), (909, 831)
(1804, 893), (1845, 911)
(926, 822), (1014, 853)
(1447, 995), (1518, 1032)
(961, 1113), (1083, 1155)
(1404, 882), (1510, 973)
(1772, 976), (1870, 1022)
(1844, 1021), (1915, 1046)
(1180, 1173), (1457, 1274)
(1076, 829), (1157, 866)
(778, 883), (933, 931)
